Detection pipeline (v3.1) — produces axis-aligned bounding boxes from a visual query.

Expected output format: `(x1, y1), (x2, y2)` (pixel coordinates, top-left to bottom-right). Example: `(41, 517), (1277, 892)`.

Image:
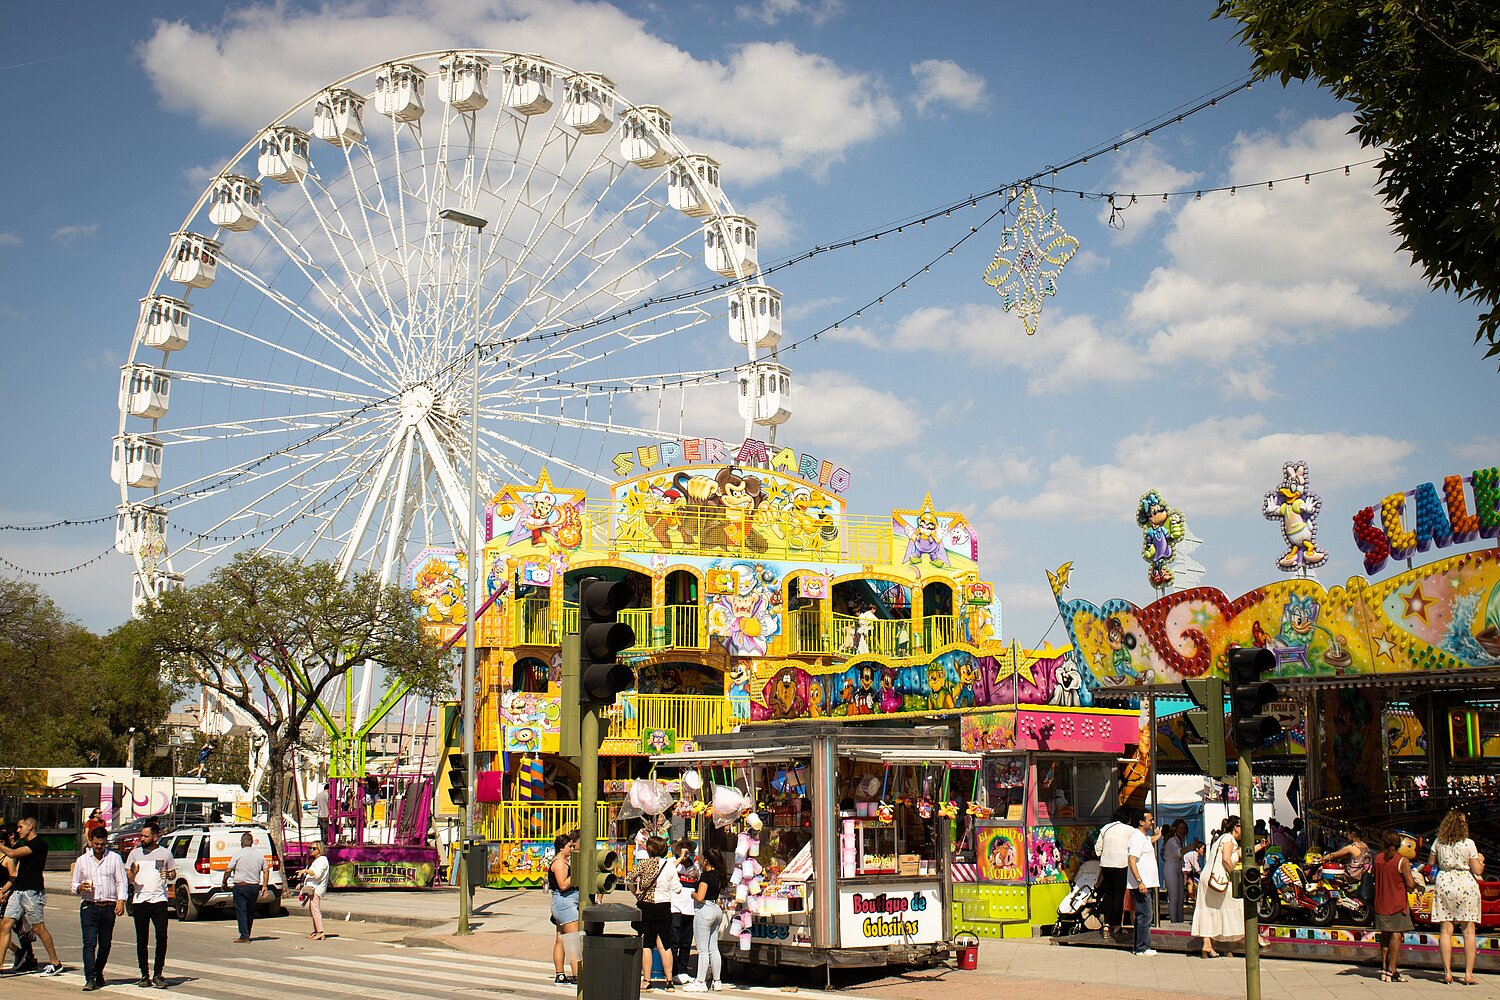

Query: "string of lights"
(481, 76), (1261, 352)
(0, 545), (117, 578)
(0, 513), (116, 532)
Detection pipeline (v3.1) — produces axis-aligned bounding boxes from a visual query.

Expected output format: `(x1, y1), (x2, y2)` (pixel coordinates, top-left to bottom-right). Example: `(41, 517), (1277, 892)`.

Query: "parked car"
(161, 823), (286, 921)
(108, 816), (160, 858)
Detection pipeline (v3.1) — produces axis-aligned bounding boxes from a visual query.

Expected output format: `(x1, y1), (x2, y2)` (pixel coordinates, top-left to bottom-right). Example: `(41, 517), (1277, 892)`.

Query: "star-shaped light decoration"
(982, 184), (1081, 335)
(1189, 604), (1213, 629)
(1373, 634), (1397, 661)
(1399, 583), (1435, 624)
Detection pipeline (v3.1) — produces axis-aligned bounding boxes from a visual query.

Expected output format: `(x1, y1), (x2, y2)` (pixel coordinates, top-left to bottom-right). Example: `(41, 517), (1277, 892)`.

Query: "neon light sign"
(611, 436), (852, 494)
(1351, 466), (1499, 574)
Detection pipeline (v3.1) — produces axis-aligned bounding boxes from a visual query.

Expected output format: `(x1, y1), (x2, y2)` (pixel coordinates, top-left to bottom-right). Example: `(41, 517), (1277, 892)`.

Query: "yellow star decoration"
(1373, 633), (1397, 661)
(982, 184), (1081, 335)
(1399, 583), (1434, 624)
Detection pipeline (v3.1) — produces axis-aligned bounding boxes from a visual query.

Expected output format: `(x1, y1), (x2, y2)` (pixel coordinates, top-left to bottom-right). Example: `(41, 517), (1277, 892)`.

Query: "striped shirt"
(71, 848), (129, 903)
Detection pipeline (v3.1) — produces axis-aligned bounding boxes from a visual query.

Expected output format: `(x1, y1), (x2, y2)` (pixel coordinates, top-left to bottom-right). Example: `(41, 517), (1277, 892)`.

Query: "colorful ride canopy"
(1058, 547), (1500, 685)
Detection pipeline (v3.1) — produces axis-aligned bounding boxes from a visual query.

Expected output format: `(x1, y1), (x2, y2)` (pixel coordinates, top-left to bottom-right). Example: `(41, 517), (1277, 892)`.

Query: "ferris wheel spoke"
(412, 416), (474, 540)
(331, 140), (408, 349)
(504, 296), (718, 383)
(290, 169), (409, 374)
(479, 426), (612, 485)
(376, 426), (419, 585)
(252, 210), (403, 385)
(336, 421), (411, 576)
(484, 160), (668, 344)
(152, 406), (370, 445)
(265, 426), (401, 562)
(168, 368), (379, 407)
(485, 407), (686, 442)
(207, 263), (394, 393)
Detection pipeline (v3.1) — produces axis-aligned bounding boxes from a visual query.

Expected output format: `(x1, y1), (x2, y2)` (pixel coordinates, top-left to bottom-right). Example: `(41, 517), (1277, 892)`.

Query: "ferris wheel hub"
(399, 384), (437, 427)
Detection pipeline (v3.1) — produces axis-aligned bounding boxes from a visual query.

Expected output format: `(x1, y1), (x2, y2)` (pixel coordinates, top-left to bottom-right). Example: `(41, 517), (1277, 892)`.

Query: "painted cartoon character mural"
(1049, 654), (1084, 707)
(1103, 616), (1150, 684)
(707, 561), (781, 656)
(1263, 462), (1328, 572)
(1250, 592), (1351, 672)
(1137, 490), (1187, 590)
(903, 497), (949, 567)
(492, 469), (584, 552)
(410, 553), (465, 624)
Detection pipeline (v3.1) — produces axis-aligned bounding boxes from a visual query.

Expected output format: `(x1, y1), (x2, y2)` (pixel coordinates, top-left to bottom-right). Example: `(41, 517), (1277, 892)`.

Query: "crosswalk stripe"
(168, 956), (479, 1000)
(279, 952), (567, 989)
(406, 947), (555, 970)
(25, 971), (222, 1000)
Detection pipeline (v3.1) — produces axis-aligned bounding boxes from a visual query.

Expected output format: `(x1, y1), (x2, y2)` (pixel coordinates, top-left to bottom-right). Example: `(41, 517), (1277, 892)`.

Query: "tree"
(131, 553), (450, 851)
(0, 577), (176, 767)
(1215, 2), (1500, 361)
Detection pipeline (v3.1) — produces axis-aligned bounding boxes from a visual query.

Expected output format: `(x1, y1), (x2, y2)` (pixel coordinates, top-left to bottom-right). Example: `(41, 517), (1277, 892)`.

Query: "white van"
(164, 823), (286, 921)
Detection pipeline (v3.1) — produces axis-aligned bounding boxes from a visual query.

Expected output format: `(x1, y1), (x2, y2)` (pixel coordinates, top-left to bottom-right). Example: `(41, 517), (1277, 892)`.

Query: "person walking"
(125, 818), (175, 988)
(1127, 810), (1161, 955)
(0, 815), (65, 977)
(548, 832), (580, 986)
(626, 836), (675, 991)
(1162, 820), (1186, 924)
(299, 841), (330, 941)
(1, 821), (39, 974)
(681, 848), (724, 992)
(225, 833), (267, 943)
(670, 839), (698, 984)
(1429, 809), (1484, 986)
(71, 825), (128, 991)
(1372, 830), (1416, 983)
(1190, 817), (1243, 959)
(1093, 808), (1135, 940)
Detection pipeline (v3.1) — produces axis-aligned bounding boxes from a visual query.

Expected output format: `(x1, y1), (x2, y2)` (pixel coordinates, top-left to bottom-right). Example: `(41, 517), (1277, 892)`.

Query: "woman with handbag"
(1190, 817), (1243, 959)
(299, 841), (330, 941)
(627, 836), (676, 991)
(1429, 810), (1484, 986)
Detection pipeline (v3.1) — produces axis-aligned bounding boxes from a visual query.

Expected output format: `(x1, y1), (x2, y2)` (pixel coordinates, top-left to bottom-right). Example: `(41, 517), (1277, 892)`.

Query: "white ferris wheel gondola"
(116, 50), (796, 679)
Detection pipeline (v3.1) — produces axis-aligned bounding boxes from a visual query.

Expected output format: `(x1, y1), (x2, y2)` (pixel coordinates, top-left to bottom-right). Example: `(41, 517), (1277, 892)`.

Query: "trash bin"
(580, 902), (642, 1000)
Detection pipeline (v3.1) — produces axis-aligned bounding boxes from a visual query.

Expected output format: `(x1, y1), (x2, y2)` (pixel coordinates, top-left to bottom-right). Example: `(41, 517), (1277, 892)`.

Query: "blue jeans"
(232, 885), (259, 939)
(693, 902), (722, 985)
(80, 903), (117, 983)
(1133, 890), (1154, 953)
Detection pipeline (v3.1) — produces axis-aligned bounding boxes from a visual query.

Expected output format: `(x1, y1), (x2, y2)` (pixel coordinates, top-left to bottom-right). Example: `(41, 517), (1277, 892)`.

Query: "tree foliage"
(1216, 1), (1500, 361)
(0, 578), (177, 767)
(130, 553), (450, 848)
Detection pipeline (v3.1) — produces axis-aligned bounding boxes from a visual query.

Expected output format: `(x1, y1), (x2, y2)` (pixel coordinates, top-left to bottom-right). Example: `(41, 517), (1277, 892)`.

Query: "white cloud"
(782, 294), (843, 324)
(964, 449), (1038, 491)
(138, 1), (896, 184)
(1097, 144), (1198, 245)
(0, 232), (20, 246)
(627, 369), (923, 456)
(735, 0), (844, 26)
(51, 223), (100, 245)
(982, 414), (1415, 522)
(1454, 438), (1499, 466)
(910, 58), (988, 115)
(739, 194), (798, 252)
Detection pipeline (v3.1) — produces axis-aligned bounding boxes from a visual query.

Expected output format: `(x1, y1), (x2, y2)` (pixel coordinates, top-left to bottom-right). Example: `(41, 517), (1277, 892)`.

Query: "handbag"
(1206, 838), (1230, 893)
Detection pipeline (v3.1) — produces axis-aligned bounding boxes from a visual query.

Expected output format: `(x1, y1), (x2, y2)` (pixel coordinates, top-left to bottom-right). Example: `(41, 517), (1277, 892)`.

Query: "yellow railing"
(787, 608), (832, 654)
(512, 597), (556, 645)
(577, 501), (897, 565)
(479, 801), (617, 842)
(561, 603), (656, 651)
(831, 613), (913, 657)
(666, 604), (707, 649)
(924, 615), (957, 649)
(601, 694), (729, 745)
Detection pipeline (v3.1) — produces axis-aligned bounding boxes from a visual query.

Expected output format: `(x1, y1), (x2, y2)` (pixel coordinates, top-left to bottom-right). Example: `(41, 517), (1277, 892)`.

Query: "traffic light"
(576, 577), (636, 706)
(1228, 646), (1281, 750)
(1240, 863), (1263, 903)
(594, 847), (620, 895)
(1180, 675), (1227, 778)
(447, 753), (469, 808)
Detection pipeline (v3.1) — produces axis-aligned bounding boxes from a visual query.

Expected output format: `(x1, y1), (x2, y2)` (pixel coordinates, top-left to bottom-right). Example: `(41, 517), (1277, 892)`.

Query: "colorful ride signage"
(837, 883), (944, 948)
(611, 436), (852, 495)
(1351, 465), (1499, 574)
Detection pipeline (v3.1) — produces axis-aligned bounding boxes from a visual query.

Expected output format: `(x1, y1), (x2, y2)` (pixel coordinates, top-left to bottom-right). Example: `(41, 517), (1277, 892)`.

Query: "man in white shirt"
(125, 819), (176, 988)
(71, 825), (128, 991)
(1126, 810), (1162, 956)
(1094, 809), (1135, 938)
(313, 786), (332, 843)
(225, 833), (268, 943)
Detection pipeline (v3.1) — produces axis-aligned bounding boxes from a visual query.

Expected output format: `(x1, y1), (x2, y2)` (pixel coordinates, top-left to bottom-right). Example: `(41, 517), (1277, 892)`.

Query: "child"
(671, 839), (698, 984)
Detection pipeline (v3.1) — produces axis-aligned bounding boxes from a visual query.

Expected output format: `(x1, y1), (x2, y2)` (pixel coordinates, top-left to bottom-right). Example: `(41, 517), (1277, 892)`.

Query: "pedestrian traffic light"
(1240, 863), (1263, 903)
(593, 847), (620, 895)
(447, 753), (469, 808)
(1228, 646), (1281, 750)
(576, 577), (635, 707)
(1180, 675), (1227, 778)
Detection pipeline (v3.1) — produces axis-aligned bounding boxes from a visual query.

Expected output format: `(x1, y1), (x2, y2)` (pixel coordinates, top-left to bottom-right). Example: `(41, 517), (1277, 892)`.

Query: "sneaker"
(554, 973), (569, 985)
(674, 974), (692, 985)
(153, 976), (170, 989)
(138, 976), (154, 988)
(1136, 949), (1159, 957)
(82, 983), (102, 993)
(40, 964), (64, 977)
(681, 981), (708, 993)
(711, 984), (724, 992)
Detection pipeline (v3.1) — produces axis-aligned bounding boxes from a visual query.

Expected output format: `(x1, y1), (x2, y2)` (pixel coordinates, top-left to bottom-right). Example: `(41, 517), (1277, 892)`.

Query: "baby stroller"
(1053, 859), (1103, 936)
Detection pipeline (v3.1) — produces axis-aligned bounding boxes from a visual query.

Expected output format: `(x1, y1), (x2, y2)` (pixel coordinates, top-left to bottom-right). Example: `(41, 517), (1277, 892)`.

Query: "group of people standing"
(548, 830), (728, 992)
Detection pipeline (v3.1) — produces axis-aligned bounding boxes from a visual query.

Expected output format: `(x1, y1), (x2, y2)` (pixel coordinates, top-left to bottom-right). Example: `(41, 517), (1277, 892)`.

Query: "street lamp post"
(440, 207), (487, 936)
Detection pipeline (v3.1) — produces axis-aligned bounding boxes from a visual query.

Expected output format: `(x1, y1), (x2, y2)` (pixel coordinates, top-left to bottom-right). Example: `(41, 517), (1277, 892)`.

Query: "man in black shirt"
(0, 816), (65, 976)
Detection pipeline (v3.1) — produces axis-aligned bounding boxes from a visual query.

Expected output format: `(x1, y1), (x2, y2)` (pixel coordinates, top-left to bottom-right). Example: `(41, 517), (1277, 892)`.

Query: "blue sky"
(2, 0), (1496, 645)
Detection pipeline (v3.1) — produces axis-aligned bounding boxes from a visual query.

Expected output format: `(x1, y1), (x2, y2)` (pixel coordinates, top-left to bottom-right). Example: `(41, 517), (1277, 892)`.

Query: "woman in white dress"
(1190, 817), (1243, 958)
(1429, 810), (1484, 986)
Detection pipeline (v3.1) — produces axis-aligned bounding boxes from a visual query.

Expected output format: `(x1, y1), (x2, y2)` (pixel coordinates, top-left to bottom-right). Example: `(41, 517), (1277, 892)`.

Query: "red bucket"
(954, 933), (980, 971)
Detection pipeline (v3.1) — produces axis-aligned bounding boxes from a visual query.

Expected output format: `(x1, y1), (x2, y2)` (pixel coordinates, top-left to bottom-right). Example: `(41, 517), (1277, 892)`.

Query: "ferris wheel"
(112, 50), (796, 615)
